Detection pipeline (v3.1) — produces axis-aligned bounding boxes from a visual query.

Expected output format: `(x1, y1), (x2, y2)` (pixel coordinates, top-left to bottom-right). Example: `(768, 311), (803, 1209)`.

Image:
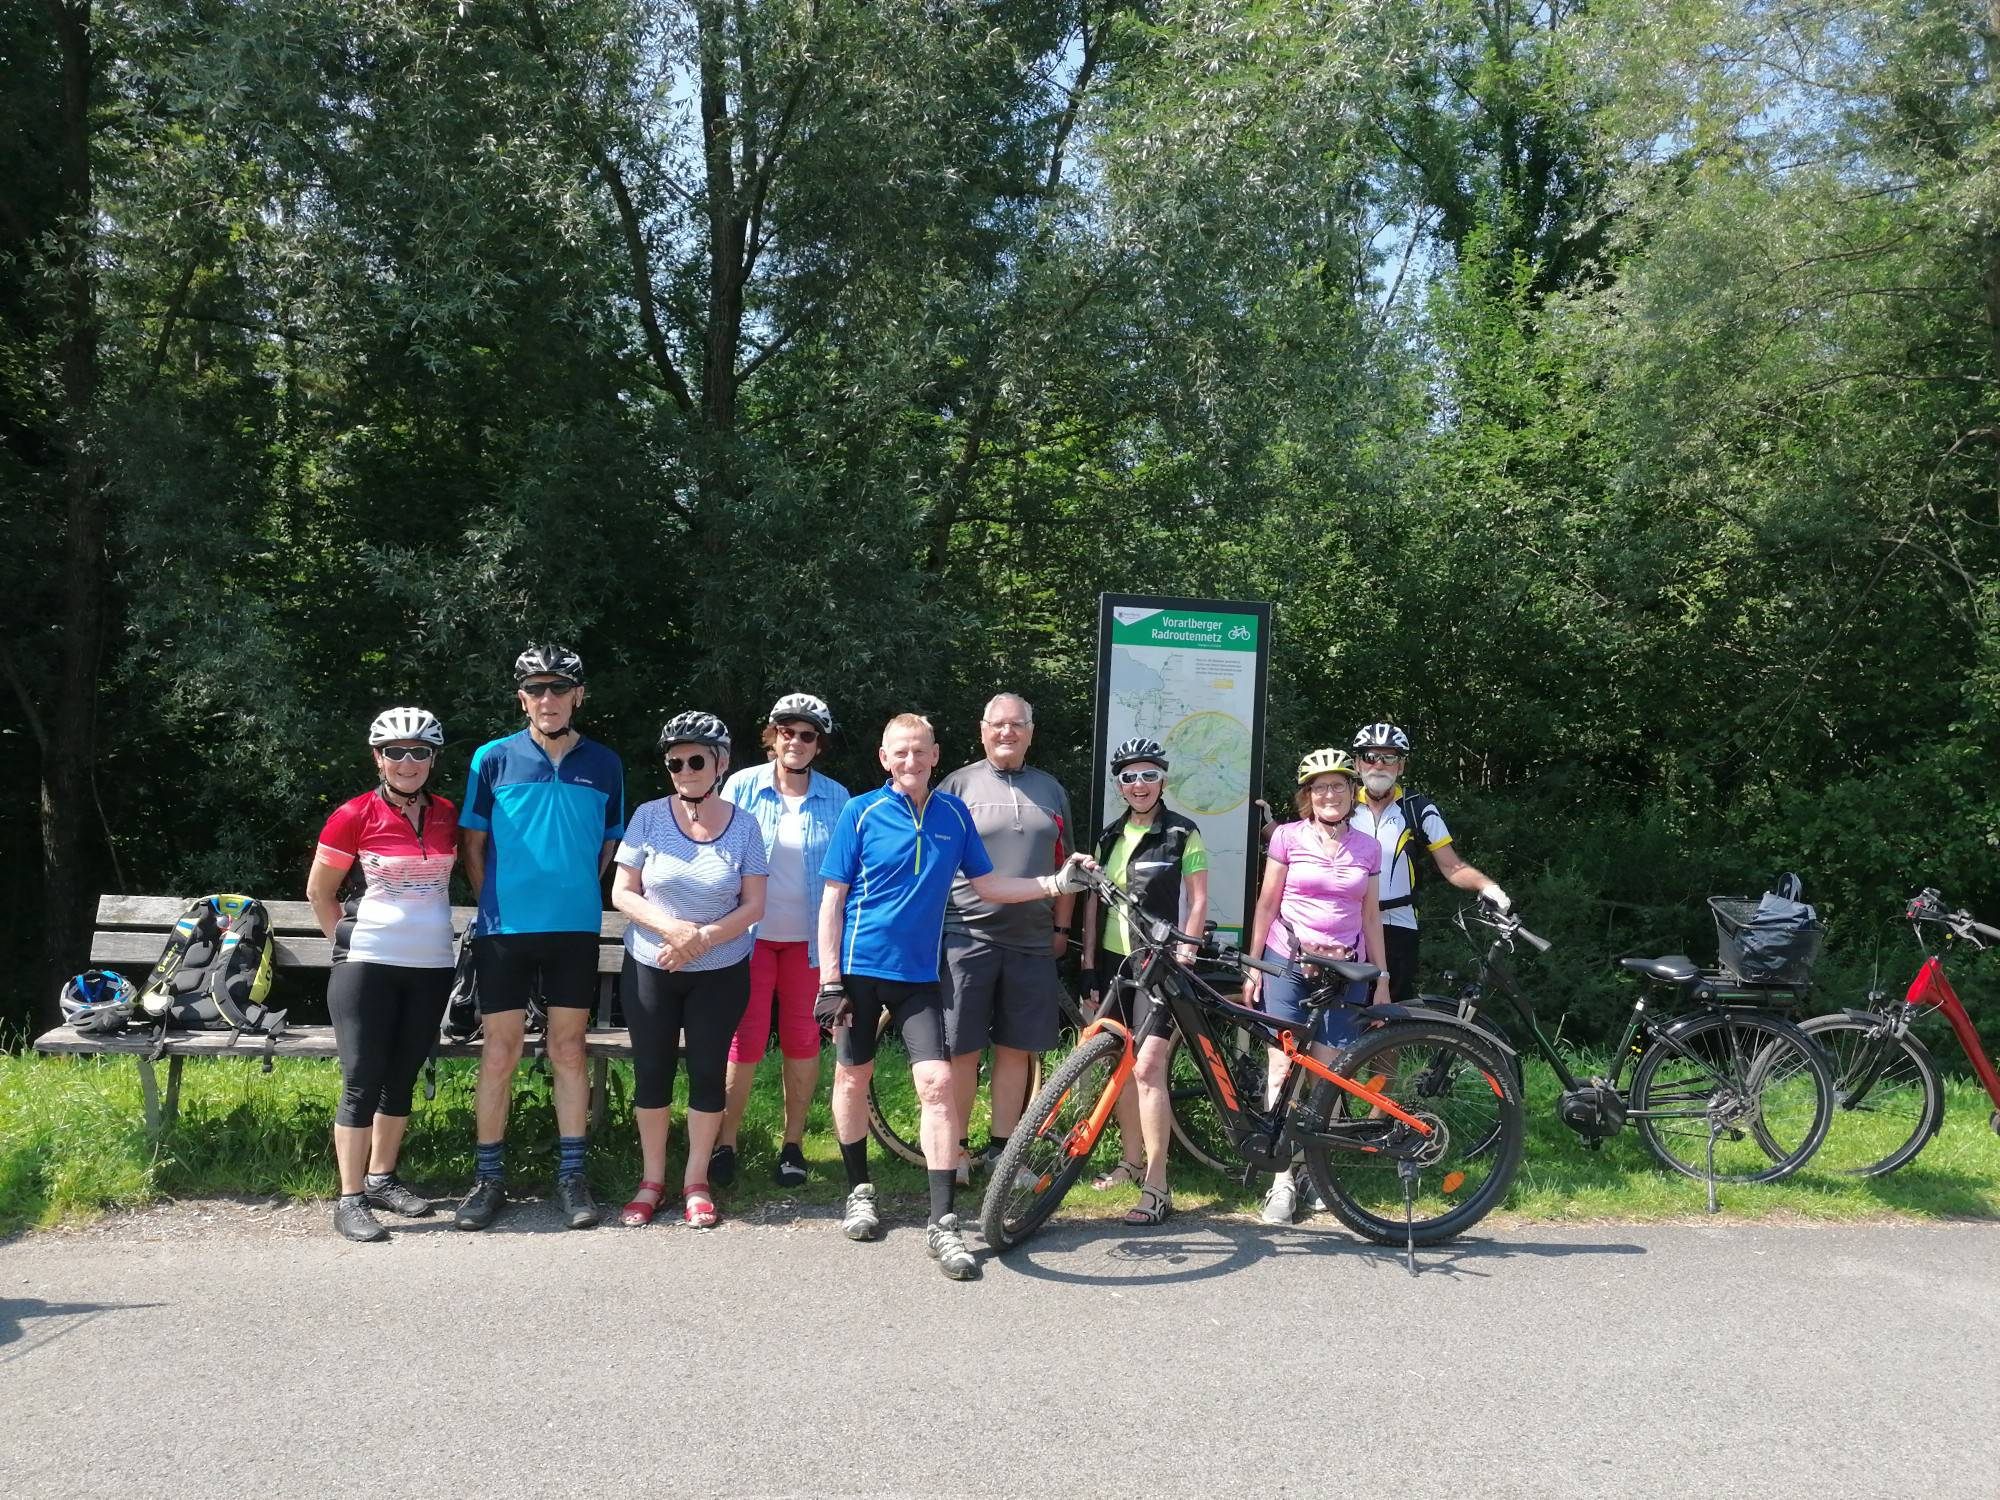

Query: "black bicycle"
(980, 869), (1526, 1270)
(1432, 902), (1835, 1206)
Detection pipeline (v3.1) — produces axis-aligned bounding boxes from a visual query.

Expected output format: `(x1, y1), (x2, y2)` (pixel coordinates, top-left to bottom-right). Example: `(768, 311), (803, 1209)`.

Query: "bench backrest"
(90, 895), (632, 974)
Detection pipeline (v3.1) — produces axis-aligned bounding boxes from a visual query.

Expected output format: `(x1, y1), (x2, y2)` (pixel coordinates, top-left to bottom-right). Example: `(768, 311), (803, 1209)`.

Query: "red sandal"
(683, 1182), (719, 1229)
(620, 1180), (669, 1227)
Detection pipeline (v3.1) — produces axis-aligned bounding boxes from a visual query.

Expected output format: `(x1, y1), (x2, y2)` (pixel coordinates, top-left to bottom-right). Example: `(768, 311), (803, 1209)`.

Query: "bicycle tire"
(979, 1029), (1128, 1252)
(1437, 1007), (1524, 1161)
(1629, 1010), (1832, 1183)
(1166, 1026), (1264, 1174)
(1301, 1020), (1524, 1247)
(1792, 1014), (1944, 1177)
(866, 992), (1077, 1166)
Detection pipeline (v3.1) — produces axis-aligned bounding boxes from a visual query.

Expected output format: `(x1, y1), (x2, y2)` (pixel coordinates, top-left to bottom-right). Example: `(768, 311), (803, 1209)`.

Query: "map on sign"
(1097, 602), (1267, 944)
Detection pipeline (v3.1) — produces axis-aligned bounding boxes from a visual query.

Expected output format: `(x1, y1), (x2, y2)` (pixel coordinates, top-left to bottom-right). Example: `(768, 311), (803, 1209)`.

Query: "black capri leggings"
(328, 960), (452, 1128)
(622, 955), (752, 1113)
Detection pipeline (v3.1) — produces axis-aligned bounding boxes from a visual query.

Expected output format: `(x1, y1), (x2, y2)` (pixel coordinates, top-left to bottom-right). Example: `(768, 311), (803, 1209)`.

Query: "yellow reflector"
(1442, 1171), (1466, 1194)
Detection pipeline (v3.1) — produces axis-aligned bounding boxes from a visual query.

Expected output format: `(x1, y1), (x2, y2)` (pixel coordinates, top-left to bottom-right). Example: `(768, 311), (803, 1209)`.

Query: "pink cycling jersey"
(1264, 820), (1381, 961)
(316, 790), (459, 967)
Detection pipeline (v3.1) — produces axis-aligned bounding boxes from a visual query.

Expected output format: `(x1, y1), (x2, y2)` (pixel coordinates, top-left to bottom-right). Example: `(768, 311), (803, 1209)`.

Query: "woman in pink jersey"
(1241, 747), (1387, 1225)
(306, 707), (460, 1243)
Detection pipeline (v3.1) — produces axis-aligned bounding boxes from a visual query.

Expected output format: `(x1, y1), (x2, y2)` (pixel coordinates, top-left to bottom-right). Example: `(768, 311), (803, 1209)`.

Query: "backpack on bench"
(426, 925), (546, 1100)
(137, 895), (286, 1064)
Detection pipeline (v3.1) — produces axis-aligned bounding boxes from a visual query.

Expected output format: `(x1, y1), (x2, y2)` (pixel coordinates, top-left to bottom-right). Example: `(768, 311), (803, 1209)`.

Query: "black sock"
(339, 1191), (366, 1204)
(840, 1137), (870, 1188)
(928, 1168), (955, 1224)
(364, 1171), (392, 1191)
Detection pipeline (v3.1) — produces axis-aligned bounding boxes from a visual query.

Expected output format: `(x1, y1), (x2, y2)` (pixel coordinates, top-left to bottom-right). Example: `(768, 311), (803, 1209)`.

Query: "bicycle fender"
(1363, 1003), (1518, 1057)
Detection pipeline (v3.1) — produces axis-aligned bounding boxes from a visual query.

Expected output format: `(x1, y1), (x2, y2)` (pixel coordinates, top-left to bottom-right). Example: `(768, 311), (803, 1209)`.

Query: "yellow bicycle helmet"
(1297, 747), (1359, 785)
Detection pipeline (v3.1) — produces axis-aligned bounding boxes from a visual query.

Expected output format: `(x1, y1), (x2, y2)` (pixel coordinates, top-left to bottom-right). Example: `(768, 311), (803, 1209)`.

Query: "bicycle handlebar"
(1513, 924), (1552, 954)
(1080, 865), (1290, 977)
(1906, 888), (1997, 950)
(1455, 900), (1551, 954)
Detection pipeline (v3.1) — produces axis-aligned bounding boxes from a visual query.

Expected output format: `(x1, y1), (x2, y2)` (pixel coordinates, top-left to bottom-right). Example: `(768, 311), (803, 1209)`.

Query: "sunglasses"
(379, 745), (436, 763)
(777, 724), (820, 743)
(521, 681), (578, 699)
(665, 754), (709, 774)
(1117, 768), (1165, 786)
(1357, 750), (1404, 765)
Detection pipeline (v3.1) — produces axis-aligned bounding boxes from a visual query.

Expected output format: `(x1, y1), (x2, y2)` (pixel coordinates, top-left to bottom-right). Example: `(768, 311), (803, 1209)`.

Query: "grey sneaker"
(842, 1183), (881, 1241)
(454, 1179), (506, 1232)
(926, 1213), (978, 1281)
(334, 1196), (388, 1243)
(363, 1175), (434, 1217)
(1261, 1173), (1298, 1226)
(556, 1174), (601, 1230)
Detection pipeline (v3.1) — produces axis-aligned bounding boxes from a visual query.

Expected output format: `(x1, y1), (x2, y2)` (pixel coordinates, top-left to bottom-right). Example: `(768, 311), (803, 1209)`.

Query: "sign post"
(1089, 594), (1272, 946)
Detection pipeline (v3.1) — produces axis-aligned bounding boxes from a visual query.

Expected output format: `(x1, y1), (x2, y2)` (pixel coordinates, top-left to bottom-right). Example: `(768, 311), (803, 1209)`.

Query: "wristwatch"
(1053, 924), (1074, 936)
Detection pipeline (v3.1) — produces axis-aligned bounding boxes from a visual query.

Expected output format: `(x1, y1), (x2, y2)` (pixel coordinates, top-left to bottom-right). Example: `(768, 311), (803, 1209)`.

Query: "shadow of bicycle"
(983, 1215), (1648, 1287)
(0, 1295), (164, 1365)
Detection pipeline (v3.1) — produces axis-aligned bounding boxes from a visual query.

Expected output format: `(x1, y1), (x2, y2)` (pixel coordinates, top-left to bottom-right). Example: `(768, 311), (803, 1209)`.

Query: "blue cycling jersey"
(461, 729), (625, 935)
(819, 782), (993, 983)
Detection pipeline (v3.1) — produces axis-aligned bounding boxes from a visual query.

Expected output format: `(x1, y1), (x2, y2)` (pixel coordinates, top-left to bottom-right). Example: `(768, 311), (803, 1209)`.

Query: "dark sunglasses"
(665, 753), (709, 774)
(1116, 768), (1165, 786)
(378, 745), (436, 763)
(777, 724), (820, 743)
(1357, 750), (1404, 765)
(521, 680), (578, 699)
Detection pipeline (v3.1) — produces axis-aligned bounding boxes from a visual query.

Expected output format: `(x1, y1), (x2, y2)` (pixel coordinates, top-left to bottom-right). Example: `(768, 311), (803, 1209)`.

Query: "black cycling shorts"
(472, 931), (599, 1014)
(836, 975), (948, 1068)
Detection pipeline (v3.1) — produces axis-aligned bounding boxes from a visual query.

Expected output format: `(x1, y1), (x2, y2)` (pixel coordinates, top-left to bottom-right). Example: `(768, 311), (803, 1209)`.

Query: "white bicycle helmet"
(1352, 722), (1411, 754)
(767, 693), (834, 736)
(368, 706), (446, 747)
(61, 970), (138, 1035)
(1110, 737), (1169, 773)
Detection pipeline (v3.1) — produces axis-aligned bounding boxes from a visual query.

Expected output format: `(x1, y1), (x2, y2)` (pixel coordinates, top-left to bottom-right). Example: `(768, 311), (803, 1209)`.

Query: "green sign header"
(1109, 609), (1260, 652)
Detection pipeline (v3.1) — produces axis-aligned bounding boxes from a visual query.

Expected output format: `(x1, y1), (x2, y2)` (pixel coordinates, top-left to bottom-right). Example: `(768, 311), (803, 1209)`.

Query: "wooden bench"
(32, 894), (637, 1137)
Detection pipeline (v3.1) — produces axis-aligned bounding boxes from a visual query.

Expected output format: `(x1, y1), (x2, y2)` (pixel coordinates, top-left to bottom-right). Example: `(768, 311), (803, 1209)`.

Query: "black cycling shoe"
(557, 1174), (602, 1230)
(773, 1142), (808, 1188)
(454, 1179), (507, 1232)
(708, 1143), (738, 1188)
(334, 1196), (388, 1243)
(363, 1175), (434, 1217)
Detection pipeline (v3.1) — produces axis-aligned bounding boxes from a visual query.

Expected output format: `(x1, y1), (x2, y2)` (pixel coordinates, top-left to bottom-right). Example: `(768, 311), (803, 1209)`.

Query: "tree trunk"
(39, 0), (110, 1032)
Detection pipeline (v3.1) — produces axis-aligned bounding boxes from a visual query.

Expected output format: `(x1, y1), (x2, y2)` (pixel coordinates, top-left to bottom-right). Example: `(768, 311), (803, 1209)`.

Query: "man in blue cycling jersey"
(454, 643), (625, 1232)
(815, 712), (1092, 1281)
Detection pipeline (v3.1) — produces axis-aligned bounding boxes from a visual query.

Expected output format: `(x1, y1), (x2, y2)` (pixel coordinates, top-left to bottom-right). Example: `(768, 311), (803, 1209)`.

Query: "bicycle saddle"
(1298, 958), (1383, 996)
(1619, 954), (1700, 985)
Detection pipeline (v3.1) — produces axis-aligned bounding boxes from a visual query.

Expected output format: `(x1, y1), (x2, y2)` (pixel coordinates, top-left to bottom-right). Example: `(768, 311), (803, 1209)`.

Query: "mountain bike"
(979, 869), (1526, 1271)
(1797, 888), (2000, 1176)
(1431, 902), (1835, 1209)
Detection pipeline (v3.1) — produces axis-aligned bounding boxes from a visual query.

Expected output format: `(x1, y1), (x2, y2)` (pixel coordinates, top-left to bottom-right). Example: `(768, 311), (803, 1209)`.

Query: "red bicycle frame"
(1904, 956), (2000, 1108)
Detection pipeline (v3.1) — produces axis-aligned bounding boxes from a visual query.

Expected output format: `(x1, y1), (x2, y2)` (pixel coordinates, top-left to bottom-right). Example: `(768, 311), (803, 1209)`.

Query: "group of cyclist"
(311, 641), (1509, 1279)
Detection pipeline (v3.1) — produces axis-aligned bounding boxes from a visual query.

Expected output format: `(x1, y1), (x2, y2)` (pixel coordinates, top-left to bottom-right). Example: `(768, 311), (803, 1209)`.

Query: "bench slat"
(90, 929), (629, 973)
(33, 1025), (639, 1061)
(96, 894), (631, 940)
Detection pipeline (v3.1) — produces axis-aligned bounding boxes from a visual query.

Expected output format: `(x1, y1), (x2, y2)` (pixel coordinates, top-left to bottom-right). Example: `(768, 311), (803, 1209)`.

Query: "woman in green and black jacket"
(1078, 738), (1209, 1225)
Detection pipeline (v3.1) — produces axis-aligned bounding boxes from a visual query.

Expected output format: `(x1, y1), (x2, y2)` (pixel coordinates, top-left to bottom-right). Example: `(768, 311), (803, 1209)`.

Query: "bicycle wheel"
(1792, 1014), (1944, 1177)
(864, 1012), (925, 1166)
(1300, 1020), (1524, 1247)
(1167, 1025), (1265, 1174)
(980, 1029), (1128, 1252)
(1629, 1010), (1832, 1183)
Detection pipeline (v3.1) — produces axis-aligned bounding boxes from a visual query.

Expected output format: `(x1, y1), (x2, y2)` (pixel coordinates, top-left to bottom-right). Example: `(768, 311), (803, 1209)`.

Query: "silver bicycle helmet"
(767, 693), (834, 736)
(658, 710), (731, 754)
(1109, 737), (1169, 773)
(367, 706), (445, 747)
(514, 642), (584, 685)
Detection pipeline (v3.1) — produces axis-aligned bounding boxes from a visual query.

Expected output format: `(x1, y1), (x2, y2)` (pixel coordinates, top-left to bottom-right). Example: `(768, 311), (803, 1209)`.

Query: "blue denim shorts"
(1258, 946), (1371, 1047)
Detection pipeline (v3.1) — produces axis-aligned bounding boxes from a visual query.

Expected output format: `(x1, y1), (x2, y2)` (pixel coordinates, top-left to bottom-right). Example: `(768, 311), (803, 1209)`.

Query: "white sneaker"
(1261, 1173), (1298, 1226)
(842, 1183), (881, 1241)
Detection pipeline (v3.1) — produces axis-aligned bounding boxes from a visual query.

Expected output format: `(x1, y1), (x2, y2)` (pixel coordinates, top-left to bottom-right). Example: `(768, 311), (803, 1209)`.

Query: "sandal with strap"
(620, 1179), (669, 1228)
(1123, 1185), (1172, 1227)
(1092, 1159), (1143, 1192)
(683, 1183), (720, 1229)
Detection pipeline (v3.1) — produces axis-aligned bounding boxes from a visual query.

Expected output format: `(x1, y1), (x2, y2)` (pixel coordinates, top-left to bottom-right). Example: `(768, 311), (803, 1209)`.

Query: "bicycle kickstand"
(1400, 1159), (1420, 1275)
(1704, 1118), (1721, 1216)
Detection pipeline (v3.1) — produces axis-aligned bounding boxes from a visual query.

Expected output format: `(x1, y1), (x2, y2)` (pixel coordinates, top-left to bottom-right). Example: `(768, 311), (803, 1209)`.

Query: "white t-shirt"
(758, 793), (812, 942)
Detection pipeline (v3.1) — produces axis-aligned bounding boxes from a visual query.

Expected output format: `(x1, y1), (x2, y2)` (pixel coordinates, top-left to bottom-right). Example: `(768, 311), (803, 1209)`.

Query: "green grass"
(3, 1048), (1998, 1236)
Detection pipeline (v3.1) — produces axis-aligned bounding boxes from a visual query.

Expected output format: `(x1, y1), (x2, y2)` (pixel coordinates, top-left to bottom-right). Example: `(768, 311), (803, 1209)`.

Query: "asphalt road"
(2, 1200), (1996, 1498)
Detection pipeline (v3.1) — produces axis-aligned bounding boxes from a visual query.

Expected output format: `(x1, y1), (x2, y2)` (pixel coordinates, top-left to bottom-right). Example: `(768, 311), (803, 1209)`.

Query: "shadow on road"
(986, 1219), (1647, 1287)
(0, 1296), (163, 1365)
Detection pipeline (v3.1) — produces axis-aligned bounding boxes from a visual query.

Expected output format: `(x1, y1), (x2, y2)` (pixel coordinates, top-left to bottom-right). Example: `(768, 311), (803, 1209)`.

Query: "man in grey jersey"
(938, 693), (1077, 1181)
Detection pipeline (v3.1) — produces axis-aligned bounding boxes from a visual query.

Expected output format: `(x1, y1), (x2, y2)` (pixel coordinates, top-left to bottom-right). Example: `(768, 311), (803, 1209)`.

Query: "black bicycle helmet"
(658, 710), (731, 754)
(1352, 722), (1411, 754)
(514, 642), (584, 685)
(1110, 737), (1169, 773)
